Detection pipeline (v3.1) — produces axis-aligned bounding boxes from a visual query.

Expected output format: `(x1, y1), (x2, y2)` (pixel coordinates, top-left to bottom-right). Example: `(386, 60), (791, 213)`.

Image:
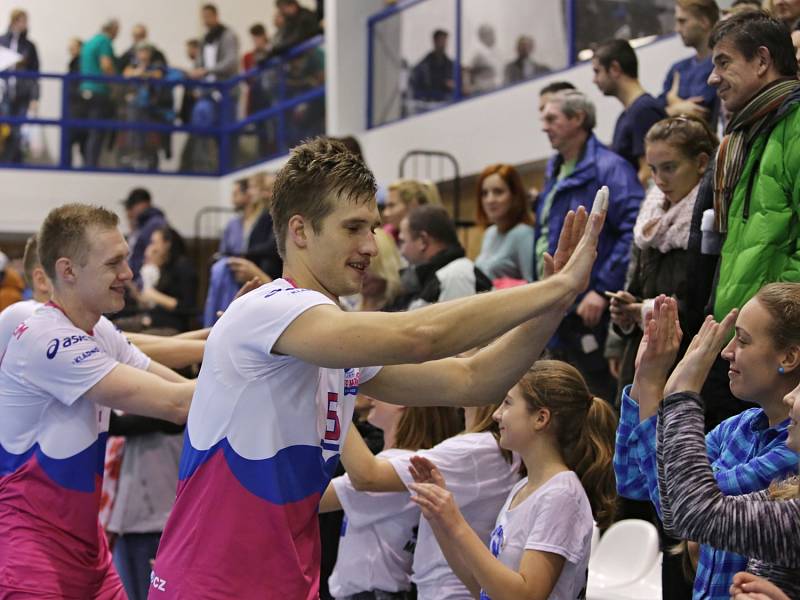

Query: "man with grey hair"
(535, 89), (642, 403)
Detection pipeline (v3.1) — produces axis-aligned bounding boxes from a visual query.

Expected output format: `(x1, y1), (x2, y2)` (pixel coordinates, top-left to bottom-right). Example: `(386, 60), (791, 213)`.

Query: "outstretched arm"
(275, 204), (606, 377)
(85, 363), (195, 424)
(362, 206), (605, 407)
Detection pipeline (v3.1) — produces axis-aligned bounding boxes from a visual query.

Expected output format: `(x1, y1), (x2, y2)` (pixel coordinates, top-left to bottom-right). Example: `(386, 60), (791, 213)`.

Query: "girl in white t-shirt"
(319, 400), (462, 600)
(409, 360), (617, 600)
(339, 402), (521, 600)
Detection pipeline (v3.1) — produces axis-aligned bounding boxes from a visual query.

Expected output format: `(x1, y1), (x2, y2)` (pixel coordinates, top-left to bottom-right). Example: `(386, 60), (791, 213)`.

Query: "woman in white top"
(474, 164), (535, 283)
(409, 360), (617, 600)
(340, 402), (521, 600)
(319, 400), (462, 600)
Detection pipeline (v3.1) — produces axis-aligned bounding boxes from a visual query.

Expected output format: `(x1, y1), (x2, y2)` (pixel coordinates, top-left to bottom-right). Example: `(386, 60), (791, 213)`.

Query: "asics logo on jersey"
(46, 334), (91, 359)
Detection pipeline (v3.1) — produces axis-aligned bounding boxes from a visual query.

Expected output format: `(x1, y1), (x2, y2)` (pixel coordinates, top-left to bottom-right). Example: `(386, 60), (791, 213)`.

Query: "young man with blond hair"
(150, 137), (608, 599)
(0, 204), (195, 599)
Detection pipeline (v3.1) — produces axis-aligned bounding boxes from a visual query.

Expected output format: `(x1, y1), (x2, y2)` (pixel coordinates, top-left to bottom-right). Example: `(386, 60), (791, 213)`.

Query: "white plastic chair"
(586, 519), (660, 595)
(587, 553), (663, 600)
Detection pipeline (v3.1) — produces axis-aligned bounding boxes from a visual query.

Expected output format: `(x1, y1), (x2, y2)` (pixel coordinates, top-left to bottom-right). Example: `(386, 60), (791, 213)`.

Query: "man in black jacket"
(0, 9), (39, 163)
(396, 204), (491, 310)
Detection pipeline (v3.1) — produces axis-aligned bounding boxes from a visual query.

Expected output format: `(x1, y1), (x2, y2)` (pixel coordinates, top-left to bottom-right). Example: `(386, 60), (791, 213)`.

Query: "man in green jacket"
(708, 10), (800, 322)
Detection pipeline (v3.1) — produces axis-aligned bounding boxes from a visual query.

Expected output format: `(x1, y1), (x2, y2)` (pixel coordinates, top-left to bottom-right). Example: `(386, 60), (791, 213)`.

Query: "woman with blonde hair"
(383, 179), (442, 235)
(356, 229), (404, 311)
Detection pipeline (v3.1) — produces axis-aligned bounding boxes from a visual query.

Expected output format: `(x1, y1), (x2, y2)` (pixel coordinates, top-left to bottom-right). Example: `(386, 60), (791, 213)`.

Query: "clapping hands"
(663, 308), (737, 398)
(407, 456), (464, 533)
(630, 296), (682, 420)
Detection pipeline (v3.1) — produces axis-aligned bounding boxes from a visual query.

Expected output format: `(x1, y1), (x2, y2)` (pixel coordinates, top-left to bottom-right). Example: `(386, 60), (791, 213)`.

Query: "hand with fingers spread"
(663, 308), (738, 397)
(556, 187), (608, 294)
(407, 456), (465, 533)
(542, 208), (586, 279)
(630, 296), (682, 420)
(730, 572), (791, 600)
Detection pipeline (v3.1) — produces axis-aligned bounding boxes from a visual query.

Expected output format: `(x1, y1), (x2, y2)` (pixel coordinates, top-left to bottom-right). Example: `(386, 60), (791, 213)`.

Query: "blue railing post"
(58, 73), (72, 168)
(276, 63), (288, 155)
(218, 81), (234, 175)
(453, 0), (462, 102)
(366, 19), (375, 129)
(567, 0), (577, 66)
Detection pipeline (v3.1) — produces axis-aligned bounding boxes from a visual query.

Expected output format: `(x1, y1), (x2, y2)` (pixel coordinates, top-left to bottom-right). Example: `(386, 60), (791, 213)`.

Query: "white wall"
(2, 3), (695, 238)
(0, 169), (224, 237)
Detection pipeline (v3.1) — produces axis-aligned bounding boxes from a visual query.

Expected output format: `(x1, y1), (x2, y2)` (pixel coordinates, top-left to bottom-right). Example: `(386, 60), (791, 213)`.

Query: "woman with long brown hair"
(336, 401), (521, 600)
(407, 360), (618, 600)
(474, 163), (535, 283)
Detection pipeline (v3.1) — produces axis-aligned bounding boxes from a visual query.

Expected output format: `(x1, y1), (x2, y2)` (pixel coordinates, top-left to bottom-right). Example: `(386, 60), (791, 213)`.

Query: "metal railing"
(366, 0), (673, 128)
(0, 34), (325, 176)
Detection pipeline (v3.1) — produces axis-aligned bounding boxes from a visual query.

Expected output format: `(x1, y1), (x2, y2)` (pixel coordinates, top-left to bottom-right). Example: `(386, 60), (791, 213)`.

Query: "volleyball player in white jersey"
(0, 235), (52, 359)
(151, 137), (607, 600)
(0, 205), (196, 599)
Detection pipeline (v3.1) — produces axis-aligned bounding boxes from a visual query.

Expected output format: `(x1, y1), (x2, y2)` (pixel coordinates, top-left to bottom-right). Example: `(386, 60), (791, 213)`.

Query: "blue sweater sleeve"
(613, 386), (652, 501)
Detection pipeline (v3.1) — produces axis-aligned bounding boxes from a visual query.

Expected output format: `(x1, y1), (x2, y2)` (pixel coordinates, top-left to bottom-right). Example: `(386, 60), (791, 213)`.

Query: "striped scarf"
(714, 78), (800, 232)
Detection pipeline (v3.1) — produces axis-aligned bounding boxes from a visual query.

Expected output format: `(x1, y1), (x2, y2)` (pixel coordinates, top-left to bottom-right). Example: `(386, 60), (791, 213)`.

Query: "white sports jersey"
(390, 432), (521, 600)
(0, 303), (150, 596)
(329, 448), (418, 597)
(151, 279), (382, 600)
(0, 299), (41, 360)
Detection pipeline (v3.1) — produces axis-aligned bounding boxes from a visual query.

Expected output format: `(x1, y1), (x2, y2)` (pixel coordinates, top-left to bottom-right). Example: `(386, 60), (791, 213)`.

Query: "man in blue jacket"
(536, 89), (643, 402)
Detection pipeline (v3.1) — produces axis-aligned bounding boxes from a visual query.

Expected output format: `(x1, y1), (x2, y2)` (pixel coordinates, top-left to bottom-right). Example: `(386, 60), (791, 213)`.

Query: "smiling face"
(303, 198), (381, 298)
(646, 140), (707, 205)
(73, 226), (133, 314)
(493, 385), (539, 452)
(145, 229), (170, 268)
(721, 297), (788, 404)
(708, 37), (767, 114)
(480, 173), (513, 226)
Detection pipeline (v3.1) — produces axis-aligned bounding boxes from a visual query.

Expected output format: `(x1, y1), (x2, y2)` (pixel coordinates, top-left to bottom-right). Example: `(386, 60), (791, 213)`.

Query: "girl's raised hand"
(663, 308), (737, 397)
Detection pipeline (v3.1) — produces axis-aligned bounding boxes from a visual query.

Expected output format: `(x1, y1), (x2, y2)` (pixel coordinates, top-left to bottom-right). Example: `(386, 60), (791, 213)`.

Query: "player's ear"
(287, 215), (308, 250)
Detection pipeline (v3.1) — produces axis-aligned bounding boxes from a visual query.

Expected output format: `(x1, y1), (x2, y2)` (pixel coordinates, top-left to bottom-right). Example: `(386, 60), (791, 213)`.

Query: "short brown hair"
(22, 235), (40, 288)
(394, 406), (463, 451)
(270, 137), (376, 258)
(677, 0), (720, 25)
(38, 204), (119, 280)
(475, 164), (534, 232)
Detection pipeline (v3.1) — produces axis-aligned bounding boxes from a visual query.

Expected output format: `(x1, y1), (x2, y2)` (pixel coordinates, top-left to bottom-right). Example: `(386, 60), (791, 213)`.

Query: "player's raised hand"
(558, 186), (608, 293)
